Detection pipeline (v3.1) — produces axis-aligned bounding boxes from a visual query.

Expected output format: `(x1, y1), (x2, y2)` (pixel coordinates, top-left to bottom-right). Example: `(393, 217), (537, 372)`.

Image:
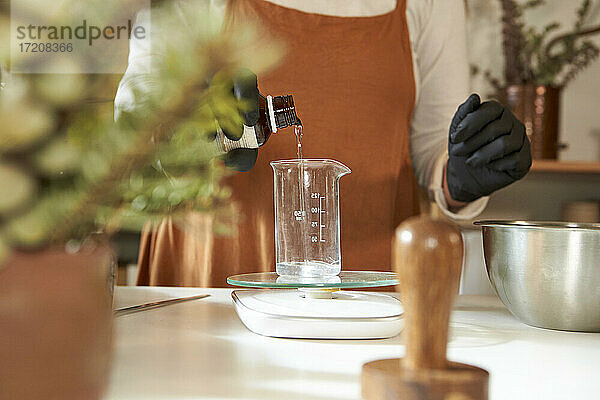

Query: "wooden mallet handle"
(395, 216), (463, 370)
(362, 216), (488, 400)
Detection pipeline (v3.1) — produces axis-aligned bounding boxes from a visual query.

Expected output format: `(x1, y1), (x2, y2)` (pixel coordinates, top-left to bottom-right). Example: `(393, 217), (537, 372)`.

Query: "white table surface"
(106, 287), (600, 400)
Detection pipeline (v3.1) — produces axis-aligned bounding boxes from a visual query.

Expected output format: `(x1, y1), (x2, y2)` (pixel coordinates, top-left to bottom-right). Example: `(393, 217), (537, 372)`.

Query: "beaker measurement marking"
(319, 196), (326, 242)
(308, 193), (326, 243)
(294, 210), (306, 221)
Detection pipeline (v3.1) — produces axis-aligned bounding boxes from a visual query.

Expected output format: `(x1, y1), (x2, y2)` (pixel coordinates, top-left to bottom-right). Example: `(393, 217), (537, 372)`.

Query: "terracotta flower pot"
(0, 245), (115, 400)
(497, 84), (563, 160)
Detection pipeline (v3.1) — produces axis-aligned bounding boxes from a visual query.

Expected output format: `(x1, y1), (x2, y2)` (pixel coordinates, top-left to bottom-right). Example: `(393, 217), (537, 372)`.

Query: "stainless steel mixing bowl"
(474, 220), (600, 332)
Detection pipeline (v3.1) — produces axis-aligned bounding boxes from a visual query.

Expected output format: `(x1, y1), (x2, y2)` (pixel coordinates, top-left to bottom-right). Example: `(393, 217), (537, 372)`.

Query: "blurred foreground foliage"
(0, 0), (280, 263)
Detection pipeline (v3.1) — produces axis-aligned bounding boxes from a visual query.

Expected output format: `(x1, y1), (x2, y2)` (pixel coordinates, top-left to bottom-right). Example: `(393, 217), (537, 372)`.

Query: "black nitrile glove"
(210, 69), (259, 172)
(446, 93), (532, 203)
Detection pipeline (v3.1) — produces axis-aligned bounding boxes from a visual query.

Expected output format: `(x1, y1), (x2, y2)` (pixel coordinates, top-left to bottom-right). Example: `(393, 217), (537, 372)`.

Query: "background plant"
(0, 0), (280, 264)
(473, 0), (600, 89)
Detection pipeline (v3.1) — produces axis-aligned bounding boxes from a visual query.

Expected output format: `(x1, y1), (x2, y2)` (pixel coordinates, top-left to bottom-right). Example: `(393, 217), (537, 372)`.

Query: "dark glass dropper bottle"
(254, 93), (302, 145)
(216, 93), (301, 154)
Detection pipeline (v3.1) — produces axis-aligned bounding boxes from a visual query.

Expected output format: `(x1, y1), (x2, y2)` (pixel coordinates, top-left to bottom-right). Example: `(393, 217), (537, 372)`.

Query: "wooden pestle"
(362, 216), (489, 400)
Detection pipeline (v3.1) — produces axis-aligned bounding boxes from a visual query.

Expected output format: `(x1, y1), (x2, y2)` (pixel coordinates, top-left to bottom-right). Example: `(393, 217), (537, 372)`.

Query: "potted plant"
(0, 1), (278, 398)
(474, 0), (600, 159)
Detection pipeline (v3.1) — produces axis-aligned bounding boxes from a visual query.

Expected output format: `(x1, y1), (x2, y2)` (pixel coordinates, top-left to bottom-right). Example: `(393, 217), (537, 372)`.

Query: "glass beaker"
(271, 159), (351, 277)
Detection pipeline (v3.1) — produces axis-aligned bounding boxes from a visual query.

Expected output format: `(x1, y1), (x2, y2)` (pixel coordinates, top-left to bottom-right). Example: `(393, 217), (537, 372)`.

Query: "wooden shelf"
(530, 160), (600, 174)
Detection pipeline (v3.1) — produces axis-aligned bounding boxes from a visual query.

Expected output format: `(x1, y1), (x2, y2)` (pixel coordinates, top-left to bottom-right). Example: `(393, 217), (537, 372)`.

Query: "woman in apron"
(117, 0), (531, 287)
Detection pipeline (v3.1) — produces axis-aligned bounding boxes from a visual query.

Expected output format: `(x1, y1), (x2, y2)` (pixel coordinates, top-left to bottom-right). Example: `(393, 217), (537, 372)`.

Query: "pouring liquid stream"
(295, 124), (303, 161)
(295, 125), (307, 265)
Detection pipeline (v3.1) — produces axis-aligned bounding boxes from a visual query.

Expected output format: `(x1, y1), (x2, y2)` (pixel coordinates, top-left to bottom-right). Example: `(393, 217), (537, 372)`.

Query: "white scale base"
(232, 289), (404, 339)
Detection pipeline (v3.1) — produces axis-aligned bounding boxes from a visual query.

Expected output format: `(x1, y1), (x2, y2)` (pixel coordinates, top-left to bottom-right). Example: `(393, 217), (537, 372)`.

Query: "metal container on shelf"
(475, 220), (600, 332)
(497, 85), (562, 160)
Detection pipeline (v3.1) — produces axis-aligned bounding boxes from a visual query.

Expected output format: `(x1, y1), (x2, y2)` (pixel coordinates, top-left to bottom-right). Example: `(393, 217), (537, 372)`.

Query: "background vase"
(497, 85), (562, 160)
(0, 245), (115, 400)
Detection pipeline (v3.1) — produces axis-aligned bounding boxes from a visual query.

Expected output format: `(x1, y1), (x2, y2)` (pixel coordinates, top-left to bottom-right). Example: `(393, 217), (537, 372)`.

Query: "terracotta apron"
(137, 0), (418, 287)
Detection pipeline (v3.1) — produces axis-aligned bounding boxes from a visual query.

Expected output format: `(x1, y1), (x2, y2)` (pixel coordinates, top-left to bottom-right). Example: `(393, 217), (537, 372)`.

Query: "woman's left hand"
(445, 93), (532, 203)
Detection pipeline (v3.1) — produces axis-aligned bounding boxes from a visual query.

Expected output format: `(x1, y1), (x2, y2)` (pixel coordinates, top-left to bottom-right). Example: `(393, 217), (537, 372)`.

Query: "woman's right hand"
(210, 69), (260, 172)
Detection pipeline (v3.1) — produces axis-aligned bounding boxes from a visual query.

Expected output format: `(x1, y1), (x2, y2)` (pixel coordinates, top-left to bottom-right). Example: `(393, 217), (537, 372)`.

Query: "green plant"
(0, 0), (280, 263)
(475, 0), (600, 89)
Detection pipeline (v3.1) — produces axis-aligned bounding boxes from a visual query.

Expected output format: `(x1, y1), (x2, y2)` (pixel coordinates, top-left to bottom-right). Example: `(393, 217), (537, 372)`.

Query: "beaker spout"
(328, 160), (351, 178)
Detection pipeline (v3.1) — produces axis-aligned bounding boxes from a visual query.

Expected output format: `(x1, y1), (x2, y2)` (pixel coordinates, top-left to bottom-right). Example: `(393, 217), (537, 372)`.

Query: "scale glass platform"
(228, 271), (404, 339)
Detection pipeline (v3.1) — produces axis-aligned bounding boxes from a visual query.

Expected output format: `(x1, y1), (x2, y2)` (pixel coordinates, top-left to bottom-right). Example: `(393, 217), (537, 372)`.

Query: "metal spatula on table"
(114, 294), (210, 317)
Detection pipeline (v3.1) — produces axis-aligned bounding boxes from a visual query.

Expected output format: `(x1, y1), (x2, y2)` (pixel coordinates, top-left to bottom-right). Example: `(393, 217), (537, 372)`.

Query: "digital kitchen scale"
(227, 271), (403, 339)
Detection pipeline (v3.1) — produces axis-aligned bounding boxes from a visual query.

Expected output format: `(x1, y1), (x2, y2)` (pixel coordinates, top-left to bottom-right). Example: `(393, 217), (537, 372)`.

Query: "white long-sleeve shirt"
(115, 0), (489, 219)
